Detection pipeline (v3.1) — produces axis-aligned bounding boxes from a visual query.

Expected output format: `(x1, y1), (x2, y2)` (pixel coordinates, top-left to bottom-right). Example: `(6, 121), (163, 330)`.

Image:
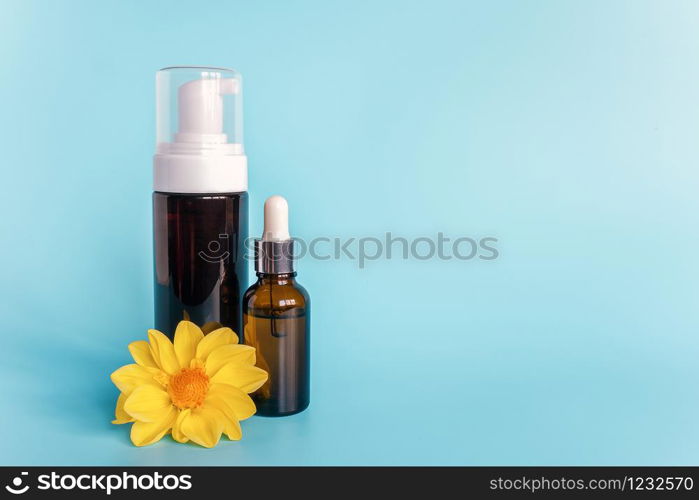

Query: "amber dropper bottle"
(243, 196), (310, 416)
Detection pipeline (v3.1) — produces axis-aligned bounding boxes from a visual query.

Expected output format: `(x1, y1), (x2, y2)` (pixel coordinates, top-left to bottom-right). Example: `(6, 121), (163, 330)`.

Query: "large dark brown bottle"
(243, 196), (310, 416)
(153, 66), (248, 338)
(153, 193), (248, 337)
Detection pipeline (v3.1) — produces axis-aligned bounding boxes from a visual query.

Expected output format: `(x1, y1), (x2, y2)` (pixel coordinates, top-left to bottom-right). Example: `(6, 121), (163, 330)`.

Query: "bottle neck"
(254, 239), (295, 274)
(256, 272), (297, 285)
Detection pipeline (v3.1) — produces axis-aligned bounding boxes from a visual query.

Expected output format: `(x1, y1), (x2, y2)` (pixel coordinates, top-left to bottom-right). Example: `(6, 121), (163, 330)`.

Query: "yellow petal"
(112, 393), (133, 424)
(128, 340), (157, 368)
(179, 407), (225, 448)
(123, 385), (172, 422)
(195, 327), (238, 361)
(206, 383), (256, 421)
(211, 363), (268, 393)
(173, 321), (204, 367)
(148, 329), (180, 375)
(110, 364), (158, 396)
(172, 409), (190, 443)
(130, 406), (177, 447)
(223, 418), (242, 441)
(204, 395), (244, 441)
(205, 344), (257, 376)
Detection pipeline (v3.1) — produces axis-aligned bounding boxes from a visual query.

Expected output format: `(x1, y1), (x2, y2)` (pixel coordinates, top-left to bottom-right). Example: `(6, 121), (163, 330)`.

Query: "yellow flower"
(110, 321), (267, 448)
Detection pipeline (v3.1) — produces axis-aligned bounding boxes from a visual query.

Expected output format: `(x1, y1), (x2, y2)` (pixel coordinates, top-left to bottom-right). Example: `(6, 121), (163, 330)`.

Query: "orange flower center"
(168, 367), (210, 409)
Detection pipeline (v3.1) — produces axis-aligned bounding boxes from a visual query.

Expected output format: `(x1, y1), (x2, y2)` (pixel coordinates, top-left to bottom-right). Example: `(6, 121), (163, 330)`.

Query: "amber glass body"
(243, 272), (310, 416)
(153, 192), (248, 338)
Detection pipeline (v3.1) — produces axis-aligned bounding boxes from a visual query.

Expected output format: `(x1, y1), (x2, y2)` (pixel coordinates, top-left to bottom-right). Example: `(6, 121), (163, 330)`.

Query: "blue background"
(1, 0), (698, 465)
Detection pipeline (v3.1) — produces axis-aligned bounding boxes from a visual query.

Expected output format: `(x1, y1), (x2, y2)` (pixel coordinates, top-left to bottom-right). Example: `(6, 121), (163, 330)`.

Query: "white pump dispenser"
(154, 67), (247, 193)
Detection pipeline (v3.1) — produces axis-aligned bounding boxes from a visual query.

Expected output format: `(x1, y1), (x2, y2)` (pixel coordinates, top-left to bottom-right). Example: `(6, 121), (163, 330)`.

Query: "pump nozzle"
(175, 77), (239, 143)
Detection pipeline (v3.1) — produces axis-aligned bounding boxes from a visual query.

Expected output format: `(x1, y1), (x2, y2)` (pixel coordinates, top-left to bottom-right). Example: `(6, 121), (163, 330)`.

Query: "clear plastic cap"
(156, 66), (243, 155)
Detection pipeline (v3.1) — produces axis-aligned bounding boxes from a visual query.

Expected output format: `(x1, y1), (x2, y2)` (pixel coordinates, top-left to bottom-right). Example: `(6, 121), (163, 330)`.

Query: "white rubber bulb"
(262, 195), (290, 241)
